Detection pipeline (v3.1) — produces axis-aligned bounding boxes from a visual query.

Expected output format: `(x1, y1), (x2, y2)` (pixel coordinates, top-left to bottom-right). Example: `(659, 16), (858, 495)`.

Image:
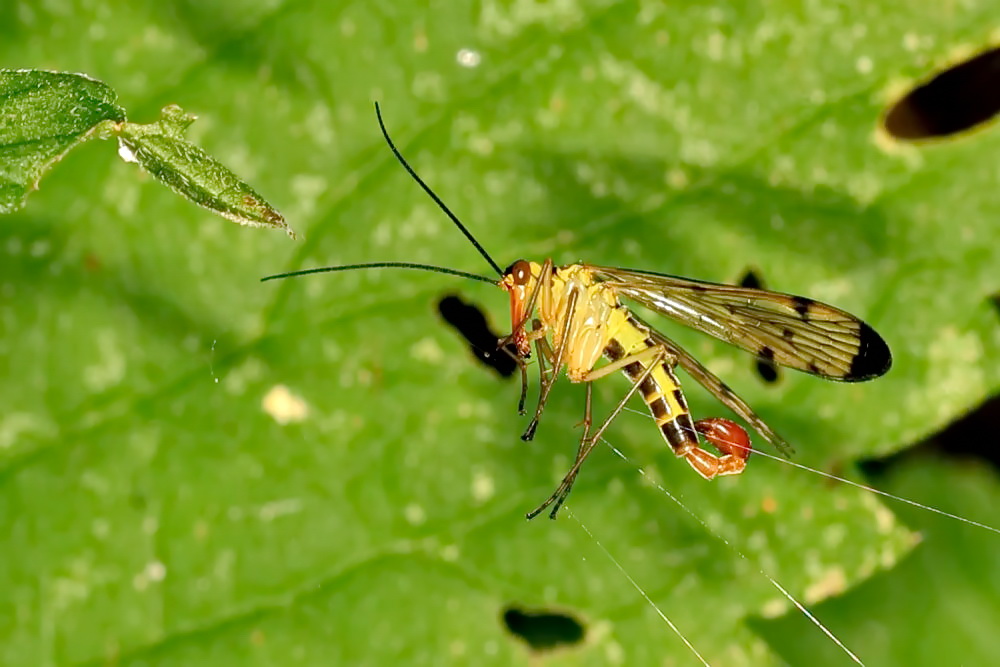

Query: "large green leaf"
(754, 445), (1000, 665)
(2, 2), (998, 665)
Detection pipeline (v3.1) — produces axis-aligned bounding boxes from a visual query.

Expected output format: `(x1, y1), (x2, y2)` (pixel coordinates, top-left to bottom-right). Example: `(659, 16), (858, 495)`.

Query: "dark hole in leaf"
(860, 394), (1000, 476)
(754, 357), (780, 384)
(437, 295), (517, 378)
(502, 605), (585, 651)
(883, 46), (1000, 140)
(737, 267), (781, 385)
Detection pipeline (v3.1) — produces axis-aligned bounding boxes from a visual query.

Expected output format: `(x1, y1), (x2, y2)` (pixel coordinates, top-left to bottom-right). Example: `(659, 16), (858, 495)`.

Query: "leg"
(495, 342), (529, 415)
(533, 320), (554, 390)
(683, 418), (752, 479)
(527, 347), (667, 519)
(565, 382), (595, 487)
(579, 381), (593, 440)
(514, 353), (529, 416)
(521, 286), (579, 442)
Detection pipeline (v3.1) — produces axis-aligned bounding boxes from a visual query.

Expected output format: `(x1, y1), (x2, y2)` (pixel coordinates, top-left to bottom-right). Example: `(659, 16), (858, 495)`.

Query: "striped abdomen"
(603, 316), (697, 456)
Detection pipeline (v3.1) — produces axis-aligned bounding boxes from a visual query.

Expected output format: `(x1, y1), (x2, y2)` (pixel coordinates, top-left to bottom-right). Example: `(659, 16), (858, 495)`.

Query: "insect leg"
(500, 344), (529, 416)
(517, 359), (529, 415)
(580, 380), (594, 440)
(527, 345), (667, 519)
(531, 319), (555, 394)
(513, 353), (529, 416)
(545, 382), (595, 513)
(522, 285), (579, 442)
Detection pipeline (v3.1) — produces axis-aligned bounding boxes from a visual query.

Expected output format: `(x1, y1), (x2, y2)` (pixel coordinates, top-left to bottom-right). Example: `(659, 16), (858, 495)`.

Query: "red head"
(499, 259), (537, 357)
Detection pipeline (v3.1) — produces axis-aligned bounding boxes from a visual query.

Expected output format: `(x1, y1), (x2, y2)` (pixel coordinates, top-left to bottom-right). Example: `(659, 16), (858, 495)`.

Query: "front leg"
(522, 286), (578, 442)
(505, 319), (551, 418)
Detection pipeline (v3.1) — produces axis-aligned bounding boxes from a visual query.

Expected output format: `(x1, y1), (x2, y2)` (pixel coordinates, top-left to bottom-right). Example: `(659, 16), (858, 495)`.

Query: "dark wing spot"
(755, 346), (780, 383)
(846, 322), (893, 381)
(792, 296), (813, 319)
(782, 327), (796, 340)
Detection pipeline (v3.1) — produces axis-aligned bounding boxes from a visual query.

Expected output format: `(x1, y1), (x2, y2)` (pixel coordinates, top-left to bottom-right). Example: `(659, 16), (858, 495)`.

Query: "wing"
(587, 265), (891, 382)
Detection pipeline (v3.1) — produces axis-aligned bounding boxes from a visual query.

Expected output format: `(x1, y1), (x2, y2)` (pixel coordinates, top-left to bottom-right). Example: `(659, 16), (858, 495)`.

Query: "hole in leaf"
(883, 46), (1000, 140)
(737, 267), (781, 385)
(502, 604), (585, 652)
(437, 295), (517, 377)
(860, 394), (1000, 476)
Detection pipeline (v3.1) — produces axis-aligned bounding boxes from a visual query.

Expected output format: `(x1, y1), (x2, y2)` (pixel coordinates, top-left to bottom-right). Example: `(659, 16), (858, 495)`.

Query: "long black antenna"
(374, 102), (504, 277)
(262, 262), (497, 284)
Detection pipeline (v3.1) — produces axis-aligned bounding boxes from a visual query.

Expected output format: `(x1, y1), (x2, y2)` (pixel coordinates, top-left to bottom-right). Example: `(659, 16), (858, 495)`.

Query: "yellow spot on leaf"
(262, 384), (309, 424)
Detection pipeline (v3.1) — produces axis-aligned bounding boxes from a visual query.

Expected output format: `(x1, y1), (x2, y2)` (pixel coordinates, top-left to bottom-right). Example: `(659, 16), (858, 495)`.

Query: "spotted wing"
(588, 265), (891, 382)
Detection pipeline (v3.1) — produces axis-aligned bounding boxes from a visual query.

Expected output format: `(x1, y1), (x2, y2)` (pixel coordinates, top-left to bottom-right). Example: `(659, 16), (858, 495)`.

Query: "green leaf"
(753, 449), (1000, 665)
(2, 3), (999, 666)
(116, 105), (294, 237)
(1, 70), (291, 236)
(0, 69), (125, 212)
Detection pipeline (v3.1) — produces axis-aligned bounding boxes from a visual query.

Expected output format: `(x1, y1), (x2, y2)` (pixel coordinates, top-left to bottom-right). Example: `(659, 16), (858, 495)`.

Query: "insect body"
(498, 258), (889, 518)
(501, 260), (751, 517)
(263, 103), (892, 520)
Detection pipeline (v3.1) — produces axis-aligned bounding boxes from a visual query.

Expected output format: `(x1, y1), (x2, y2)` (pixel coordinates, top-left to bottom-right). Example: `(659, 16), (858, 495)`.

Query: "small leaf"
(0, 69), (125, 213)
(115, 105), (295, 237)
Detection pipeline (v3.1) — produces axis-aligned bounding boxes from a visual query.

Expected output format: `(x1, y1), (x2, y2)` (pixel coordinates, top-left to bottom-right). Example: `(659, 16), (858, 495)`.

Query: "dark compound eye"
(505, 259), (532, 286)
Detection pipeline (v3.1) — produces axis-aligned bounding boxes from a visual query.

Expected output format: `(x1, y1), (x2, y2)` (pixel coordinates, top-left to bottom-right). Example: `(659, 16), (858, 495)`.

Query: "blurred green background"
(2, 2), (999, 665)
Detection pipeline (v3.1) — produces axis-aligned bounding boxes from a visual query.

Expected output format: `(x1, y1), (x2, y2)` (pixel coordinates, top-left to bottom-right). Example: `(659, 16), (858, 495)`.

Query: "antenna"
(374, 102), (504, 277)
(261, 262), (497, 284)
